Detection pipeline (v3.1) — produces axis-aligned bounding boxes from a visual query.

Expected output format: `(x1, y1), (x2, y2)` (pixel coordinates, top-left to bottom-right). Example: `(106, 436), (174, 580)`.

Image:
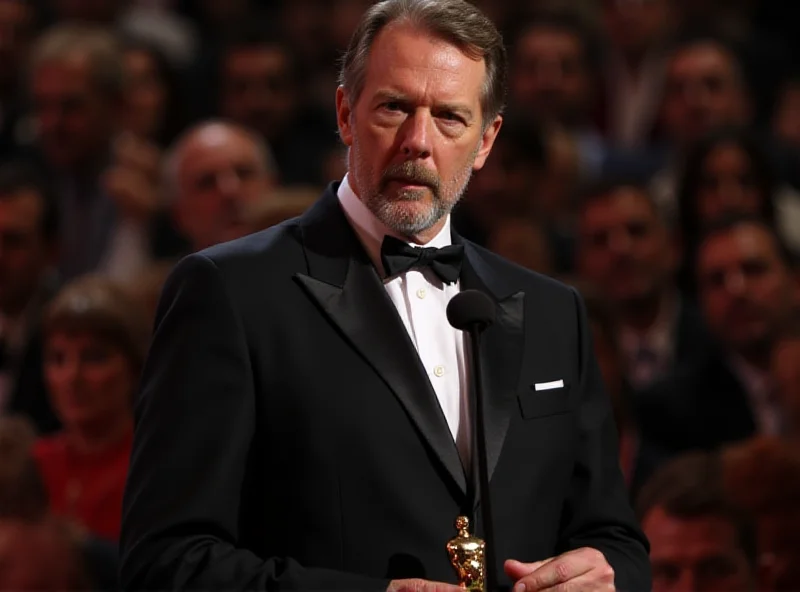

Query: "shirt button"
(416, 288), (427, 299)
(434, 365), (445, 377)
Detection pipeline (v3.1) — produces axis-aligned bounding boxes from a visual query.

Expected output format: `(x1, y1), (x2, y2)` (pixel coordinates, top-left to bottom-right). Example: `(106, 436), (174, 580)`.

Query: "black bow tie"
(380, 235), (464, 284)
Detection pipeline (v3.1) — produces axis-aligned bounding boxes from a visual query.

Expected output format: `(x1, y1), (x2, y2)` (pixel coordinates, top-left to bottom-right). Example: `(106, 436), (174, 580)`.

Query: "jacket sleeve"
(120, 253), (390, 591)
(555, 287), (651, 592)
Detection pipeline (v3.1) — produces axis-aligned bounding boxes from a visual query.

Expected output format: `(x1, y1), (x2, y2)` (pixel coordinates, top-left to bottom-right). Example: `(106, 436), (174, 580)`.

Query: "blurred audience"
(0, 162), (60, 434)
(34, 275), (147, 541)
(576, 178), (710, 391)
(637, 450), (764, 592)
(0, 0), (797, 575)
(635, 215), (797, 487)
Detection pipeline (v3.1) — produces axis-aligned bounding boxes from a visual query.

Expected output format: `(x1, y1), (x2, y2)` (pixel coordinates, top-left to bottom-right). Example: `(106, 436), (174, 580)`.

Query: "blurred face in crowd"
(221, 44), (296, 142)
(0, 0), (33, 93)
(45, 330), (133, 437)
(123, 48), (168, 142)
(697, 223), (796, 357)
(0, 188), (54, 315)
(758, 509), (800, 591)
(695, 142), (765, 223)
(337, 23), (502, 242)
(603, 0), (672, 58)
(662, 43), (749, 149)
(0, 519), (87, 590)
(773, 82), (800, 149)
(511, 25), (591, 126)
(578, 186), (678, 305)
(645, 506), (755, 592)
(173, 124), (273, 251)
(31, 54), (119, 172)
(770, 337), (800, 436)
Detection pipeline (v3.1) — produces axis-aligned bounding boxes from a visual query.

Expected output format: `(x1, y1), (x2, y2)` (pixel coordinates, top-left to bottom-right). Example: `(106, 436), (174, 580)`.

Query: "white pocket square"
(534, 379), (564, 391)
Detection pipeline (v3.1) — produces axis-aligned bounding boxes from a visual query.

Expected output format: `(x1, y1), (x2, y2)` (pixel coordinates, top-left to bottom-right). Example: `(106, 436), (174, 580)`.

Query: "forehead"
(33, 55), (92, 89)
(225, 46), (289, 70)
(180, 128), (259, 174)
(361, 22), (486, 105)
(581, 187), (657, 223)
(698, 225), (779, 267)
(517, 26), (583, 58)
(645, 507), (741, 557)
(669, 43), (736, 78)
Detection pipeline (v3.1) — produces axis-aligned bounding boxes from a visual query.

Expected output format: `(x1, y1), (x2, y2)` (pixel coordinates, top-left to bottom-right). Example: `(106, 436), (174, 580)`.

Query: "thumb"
(504, 557), (555, 580)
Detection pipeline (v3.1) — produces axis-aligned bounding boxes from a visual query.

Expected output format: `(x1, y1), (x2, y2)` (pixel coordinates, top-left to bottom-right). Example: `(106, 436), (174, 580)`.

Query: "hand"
(504, 548), (614, 591)
(103, 132), (163, 221)
(387, 578), (464, 592)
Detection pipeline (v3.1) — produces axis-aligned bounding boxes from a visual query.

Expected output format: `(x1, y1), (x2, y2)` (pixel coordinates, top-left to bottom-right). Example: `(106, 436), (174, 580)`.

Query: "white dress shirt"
(337, 175), (471, 469)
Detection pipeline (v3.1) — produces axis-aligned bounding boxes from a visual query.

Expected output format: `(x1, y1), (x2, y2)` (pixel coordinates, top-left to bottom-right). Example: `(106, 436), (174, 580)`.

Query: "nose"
(723, 268), (747, 296)
(608, 228), (633, 255)
(398, 110), (432, 160)
(217, 170), (242, 198)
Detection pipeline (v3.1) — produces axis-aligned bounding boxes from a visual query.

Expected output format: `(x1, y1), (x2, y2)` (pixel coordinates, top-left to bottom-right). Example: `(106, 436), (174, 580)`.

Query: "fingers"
(387, 578), (464, 592)
(511, 548), (613, 592)
(504, 557), (555, 580)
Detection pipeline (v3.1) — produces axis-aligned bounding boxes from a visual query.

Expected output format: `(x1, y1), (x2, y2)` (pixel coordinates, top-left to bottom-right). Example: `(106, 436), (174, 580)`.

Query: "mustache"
(380, 161), (440, 194)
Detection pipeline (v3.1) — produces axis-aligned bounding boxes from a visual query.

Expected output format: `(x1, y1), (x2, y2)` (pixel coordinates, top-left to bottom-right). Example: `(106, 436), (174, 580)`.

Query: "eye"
(381, 101), (403, 112)
(439, 111), (465, 124)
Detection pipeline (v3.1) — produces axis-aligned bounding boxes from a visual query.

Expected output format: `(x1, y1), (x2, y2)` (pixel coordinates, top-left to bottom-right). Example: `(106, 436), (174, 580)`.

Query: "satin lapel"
(294, 188), (468, 494)
(458, 242), (525, 497)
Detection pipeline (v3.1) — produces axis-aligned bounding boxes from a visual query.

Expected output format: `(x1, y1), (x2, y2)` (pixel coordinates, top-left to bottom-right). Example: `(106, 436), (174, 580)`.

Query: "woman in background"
(33, 275), (148, 542)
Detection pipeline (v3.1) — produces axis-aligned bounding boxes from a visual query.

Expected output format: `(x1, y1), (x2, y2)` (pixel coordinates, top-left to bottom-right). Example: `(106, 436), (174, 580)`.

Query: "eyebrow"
(373, 90), (475, 122)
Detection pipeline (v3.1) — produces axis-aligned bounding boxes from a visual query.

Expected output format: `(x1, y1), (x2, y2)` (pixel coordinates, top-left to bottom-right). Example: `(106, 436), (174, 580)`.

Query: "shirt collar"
(337, 173), (452, 276)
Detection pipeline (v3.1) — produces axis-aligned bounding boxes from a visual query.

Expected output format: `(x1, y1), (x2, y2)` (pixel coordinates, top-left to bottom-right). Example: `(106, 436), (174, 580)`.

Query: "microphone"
(447, 289), (498, 592)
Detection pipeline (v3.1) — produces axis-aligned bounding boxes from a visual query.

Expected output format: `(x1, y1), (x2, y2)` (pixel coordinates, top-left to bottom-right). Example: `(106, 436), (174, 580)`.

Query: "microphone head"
(447, 290), (496, 333)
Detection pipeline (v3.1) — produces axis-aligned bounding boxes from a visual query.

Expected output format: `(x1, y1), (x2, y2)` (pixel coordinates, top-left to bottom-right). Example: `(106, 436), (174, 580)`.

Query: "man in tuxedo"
(120, 1), (650, 591)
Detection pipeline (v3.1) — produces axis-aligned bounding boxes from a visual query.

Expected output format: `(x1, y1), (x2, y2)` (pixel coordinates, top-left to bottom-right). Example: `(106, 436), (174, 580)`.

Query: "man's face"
(662, 43), (748, 148)
(220, 46), (295, 142)
(645, 506), (755, 592)
(0, 0), (32, 92)
(697, 224), (796, 354)
(511, 26), (590, 126)
(336, 23), (501, 241)
(578, 187), (676, 304)
(174, 126), (273, 251)
(603, 0), (671, 57)
(0, 189), (52, 314)
(31, 56), (117, 172)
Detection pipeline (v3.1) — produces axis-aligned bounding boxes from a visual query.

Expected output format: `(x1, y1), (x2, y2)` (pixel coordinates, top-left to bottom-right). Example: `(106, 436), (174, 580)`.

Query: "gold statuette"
(446, 516), (485, 591)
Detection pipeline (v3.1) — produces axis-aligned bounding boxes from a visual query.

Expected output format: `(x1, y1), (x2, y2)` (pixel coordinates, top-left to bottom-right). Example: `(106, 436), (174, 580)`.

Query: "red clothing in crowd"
(33, 429), (133, 541)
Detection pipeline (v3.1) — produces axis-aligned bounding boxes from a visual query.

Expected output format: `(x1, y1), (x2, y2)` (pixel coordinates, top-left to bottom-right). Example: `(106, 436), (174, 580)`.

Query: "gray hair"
(339, 0), (507, 126)
(161, 119), (276, 204)
(29, 23), (124, 97)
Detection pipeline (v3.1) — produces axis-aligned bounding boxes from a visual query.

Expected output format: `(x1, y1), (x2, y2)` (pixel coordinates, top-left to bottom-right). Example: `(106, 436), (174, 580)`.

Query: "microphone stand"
(467, 327), (497, 592)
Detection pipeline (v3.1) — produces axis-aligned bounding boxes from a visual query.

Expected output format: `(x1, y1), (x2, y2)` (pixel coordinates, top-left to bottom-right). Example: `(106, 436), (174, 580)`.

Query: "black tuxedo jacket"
(120, 185), (650, 591)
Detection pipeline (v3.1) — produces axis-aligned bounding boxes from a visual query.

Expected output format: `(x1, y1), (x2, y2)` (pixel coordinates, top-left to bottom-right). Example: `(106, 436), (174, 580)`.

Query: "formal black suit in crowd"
(120, 184), (650, 591)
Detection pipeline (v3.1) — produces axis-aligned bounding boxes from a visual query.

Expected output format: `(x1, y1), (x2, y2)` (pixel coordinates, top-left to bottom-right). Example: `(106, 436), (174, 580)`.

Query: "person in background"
(0, 0), (36, 160)
(0, 414), (120, 590)
(161, 119), (277, 255)
(120, 39), (186, 149)
(721, 437), (800, 592)
(636, 450), (765, 592)
(0, 161), (60, 434)
(28, 23), (155, 282)
(675, 126), (800, 292)
(576, 178), (709, 392)
(508, 10), (607, 181)
(635, 214), (797, 485)
(34, 275), (148, 542)
(217, 23), (338, 187)
(599, 0), (675, 149)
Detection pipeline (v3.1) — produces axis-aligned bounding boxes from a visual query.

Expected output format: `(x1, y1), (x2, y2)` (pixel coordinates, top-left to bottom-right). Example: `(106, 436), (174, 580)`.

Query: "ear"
(473, 115), (503, 171)
(336, 86), (354, 147)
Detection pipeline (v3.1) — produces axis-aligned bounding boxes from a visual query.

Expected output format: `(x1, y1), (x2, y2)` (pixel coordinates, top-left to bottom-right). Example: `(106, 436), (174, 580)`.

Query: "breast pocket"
(517, 383), (572, 419)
